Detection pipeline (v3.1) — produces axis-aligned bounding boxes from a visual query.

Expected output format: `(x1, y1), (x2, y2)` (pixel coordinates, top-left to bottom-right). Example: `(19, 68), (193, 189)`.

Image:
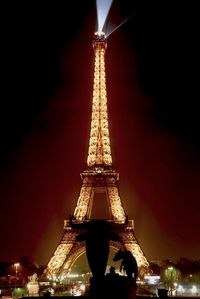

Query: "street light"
(14, 263), (20, 278)
(167, 266), (174, 296)
(174, 282), (177, 296)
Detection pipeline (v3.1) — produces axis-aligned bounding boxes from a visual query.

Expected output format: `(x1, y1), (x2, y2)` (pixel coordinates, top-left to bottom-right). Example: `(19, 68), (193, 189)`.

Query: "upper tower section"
(87, 32), (112, 167)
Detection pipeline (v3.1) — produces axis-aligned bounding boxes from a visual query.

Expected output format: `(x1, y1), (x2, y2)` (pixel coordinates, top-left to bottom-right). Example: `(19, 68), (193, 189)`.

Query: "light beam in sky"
(106, 9), (141, 38)
(96, 0), (113, 33)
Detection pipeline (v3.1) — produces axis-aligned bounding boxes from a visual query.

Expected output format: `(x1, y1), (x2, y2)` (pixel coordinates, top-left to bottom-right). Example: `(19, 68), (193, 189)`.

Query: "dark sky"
(0, 2), (200, 265)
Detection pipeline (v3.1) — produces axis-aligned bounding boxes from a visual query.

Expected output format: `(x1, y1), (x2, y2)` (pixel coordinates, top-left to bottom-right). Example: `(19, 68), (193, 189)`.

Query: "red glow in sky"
(0, 2), (200, 265)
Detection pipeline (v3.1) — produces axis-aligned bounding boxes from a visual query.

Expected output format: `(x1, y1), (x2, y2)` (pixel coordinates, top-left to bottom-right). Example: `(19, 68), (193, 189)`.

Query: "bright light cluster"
(73, 173), (126, 222)
(74, 178), (93, 220)
(107, 185), (126, 222)
(87, 38), (112, 167)
(46, 244), (72, 275)
(95, 31), (105, 38)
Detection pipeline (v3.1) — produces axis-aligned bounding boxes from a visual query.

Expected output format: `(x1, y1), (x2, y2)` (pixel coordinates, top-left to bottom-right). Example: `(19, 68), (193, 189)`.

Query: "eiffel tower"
(45, 32), (149, 279)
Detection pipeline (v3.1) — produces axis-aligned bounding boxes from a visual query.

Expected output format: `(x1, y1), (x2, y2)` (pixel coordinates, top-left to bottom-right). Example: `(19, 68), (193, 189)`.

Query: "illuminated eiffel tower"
(45, 32), (149, 279)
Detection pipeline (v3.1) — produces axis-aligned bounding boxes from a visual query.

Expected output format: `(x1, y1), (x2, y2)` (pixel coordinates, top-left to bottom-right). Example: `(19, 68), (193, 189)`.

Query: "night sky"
(0, 2), (200, 265)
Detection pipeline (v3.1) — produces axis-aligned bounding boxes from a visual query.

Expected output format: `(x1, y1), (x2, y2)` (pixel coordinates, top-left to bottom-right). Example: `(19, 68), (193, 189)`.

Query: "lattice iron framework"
(45, 32), (150, 278)
(87, 33), (112, 167)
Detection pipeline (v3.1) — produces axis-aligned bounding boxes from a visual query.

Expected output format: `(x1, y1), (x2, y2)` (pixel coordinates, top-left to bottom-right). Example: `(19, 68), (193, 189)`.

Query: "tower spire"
(87, 32), (112, 167)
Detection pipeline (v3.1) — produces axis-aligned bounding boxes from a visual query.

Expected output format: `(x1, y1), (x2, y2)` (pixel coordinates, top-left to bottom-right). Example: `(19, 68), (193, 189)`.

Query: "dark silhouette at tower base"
(69, 216), (137, 298)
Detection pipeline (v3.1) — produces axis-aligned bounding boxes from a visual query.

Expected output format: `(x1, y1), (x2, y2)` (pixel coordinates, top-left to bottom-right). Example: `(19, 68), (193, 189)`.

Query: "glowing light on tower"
(87, 31), (112, 167)
(96, 0), (113, 33)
